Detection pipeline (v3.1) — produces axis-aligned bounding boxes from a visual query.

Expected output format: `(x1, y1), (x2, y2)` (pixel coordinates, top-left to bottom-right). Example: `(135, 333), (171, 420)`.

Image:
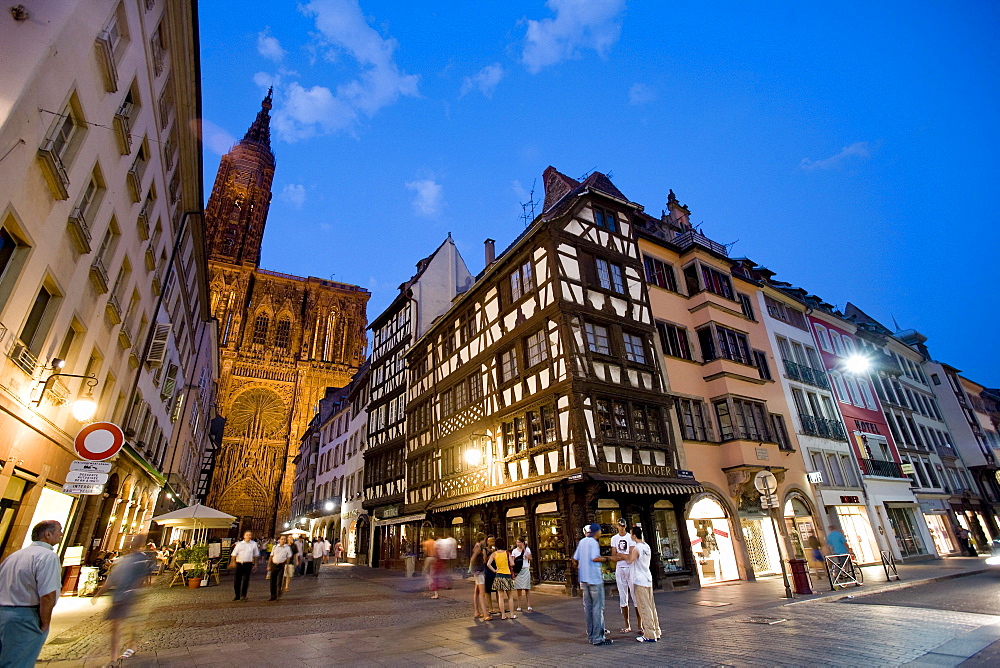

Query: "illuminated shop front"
(686, 495), (739, 583)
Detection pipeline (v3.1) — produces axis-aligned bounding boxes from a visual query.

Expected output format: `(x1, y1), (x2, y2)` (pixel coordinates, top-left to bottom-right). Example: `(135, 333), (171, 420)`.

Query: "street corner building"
(0, 0), (217, 562)
(366, 167), (706, 592)
(202, 91), (369, 538)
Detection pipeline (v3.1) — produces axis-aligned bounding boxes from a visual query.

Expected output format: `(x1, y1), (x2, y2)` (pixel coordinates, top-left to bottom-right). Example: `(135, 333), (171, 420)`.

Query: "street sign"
(70, 460), (112, 473)
(806, 471), (824, 484)
(61, 483), (104, 495)
(760, 494), (780, 509)
(65, 470), (109, 485)
(74, 422), (124, 461)
(754, 470), (778, 495)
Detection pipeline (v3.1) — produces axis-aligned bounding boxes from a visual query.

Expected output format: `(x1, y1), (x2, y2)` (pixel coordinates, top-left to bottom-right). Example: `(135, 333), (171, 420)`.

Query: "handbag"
(512, 550), (524, 575)
(284, 563), (295, 578)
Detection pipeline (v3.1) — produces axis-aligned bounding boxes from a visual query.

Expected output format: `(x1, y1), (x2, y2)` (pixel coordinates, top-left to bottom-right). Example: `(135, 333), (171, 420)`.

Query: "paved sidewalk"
(38, 556), (997, 667)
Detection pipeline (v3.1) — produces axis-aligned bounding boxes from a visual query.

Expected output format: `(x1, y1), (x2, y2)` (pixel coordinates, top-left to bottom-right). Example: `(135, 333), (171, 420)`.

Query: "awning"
(603, 481), (704, 496)
(151, 503), (236, 529)
(373, 513), (426, 527)
(432, 483), (554, 514)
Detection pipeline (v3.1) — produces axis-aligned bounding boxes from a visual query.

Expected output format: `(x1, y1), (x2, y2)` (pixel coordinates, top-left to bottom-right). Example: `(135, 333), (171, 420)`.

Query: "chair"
(169, 563), (196, 587)
(206, 559), (221, 586)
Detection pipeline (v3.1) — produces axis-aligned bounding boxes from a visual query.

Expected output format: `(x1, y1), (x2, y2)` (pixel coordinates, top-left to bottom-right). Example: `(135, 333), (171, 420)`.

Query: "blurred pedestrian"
(956, 527), (976, 556)
(511, 537), (533, 613)
(285, 538), (300, 591)
(624, 526), (660, 643)
(0, 520), (63, 666)
(469, 534), (489, 621)
(312, 537), (328, 577)
(229, 530), (259, 601)
(826, 525), (849, 555)
(268, 536), (293, 601)
(333, 540), (343, 565)
(437, 533), (457, 589)
(422, 535), (439, 598)
(92, 536), (155, 663)
(572, 522), (613, 646)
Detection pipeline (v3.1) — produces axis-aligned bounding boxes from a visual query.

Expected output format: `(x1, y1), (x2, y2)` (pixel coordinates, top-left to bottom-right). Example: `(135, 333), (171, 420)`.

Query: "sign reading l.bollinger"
(600, 462), (676, 477)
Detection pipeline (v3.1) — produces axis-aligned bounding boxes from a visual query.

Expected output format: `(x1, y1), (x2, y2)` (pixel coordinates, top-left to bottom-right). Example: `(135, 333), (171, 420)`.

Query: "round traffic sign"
(74, 422), (125, 461)
(753, 470), (777, 495)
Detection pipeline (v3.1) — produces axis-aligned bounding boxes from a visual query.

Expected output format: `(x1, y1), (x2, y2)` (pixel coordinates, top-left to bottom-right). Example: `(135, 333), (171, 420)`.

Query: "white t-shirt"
(312, 540), (328, 559)
(631, 541), (653, 587)
(511, 546), (532, 562)
(231, 540), (259, 563)
(613, 532), (636, 570)
(270, 545), (292, 564)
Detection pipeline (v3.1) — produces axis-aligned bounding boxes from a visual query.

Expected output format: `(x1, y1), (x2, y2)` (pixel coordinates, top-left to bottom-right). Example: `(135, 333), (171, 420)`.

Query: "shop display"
(595, 509), (621, 582)
(652, 508), (686, 573)
(536, 514), (566, 582)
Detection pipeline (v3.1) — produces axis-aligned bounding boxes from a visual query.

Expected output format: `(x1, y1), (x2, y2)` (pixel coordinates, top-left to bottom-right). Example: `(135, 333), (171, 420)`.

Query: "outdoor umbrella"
(152, 503), (236, 543)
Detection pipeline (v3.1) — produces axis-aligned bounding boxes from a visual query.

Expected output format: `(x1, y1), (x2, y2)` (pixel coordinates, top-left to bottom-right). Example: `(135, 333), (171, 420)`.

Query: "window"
(525, 329), (549, 367)
(814, 324), (833, 353)
(595, 258), (625, 293)
(825, 453), (845, 485)
(528, 411), (543, 446)
(700, 265), (734, 300)
(714, 397), (773, 442)
(771, 413), (791, 450)
(459, 309), (478, 343)
(738, 293), (756, 320)
(441, 389), (454, 416)
(676, 398), (713, 441)
(763, 295), (808, 329)
(656, 321), (691, 360)
(275, 318), (291, 348)
(643, 255), (677, 291)
(830, 332), (845, 357)
(584, 322), (611, 355)
(593, 207), (619, 232)
(698, 324), (752, 365)
(508, 260), (534, 303)
(454, 379), (468, 409)
(830, 370), (849, 403)
(542, 405), (556, 442)
(753, 350), (772, 380)
(499, 348), (519, 383)
(20, 286), (54, 353)
(468, 373), (483, 403)
(623, 332), (646, 364)
(252, 314), (269, 345)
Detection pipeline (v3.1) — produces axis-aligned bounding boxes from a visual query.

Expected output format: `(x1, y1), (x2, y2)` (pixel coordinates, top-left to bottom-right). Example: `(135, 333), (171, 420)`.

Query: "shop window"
(653, 501), (687, 574)
(536, 513), (566, 583)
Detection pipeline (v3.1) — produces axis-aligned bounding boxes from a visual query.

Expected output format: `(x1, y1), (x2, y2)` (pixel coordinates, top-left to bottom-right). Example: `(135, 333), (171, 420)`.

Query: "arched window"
(275, 317), (291, 349)
(252, 313), (269, 345)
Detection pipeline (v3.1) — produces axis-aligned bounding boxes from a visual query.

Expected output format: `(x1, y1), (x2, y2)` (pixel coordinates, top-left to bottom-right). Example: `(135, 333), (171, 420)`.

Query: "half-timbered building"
(403, 168), (701, 592)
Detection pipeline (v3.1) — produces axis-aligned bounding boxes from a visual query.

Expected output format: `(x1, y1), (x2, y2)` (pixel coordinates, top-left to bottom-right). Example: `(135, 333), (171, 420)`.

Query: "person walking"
(622, 526), (660, 643)
(572, 522), (613, 646)
(92, 536), (155, 663)
(468, 534), (489, 621)
(437, 533), (458, 590)
(422, 535), (438, 598)
(0, 520), (64, 666)
(229, 530), (259, 602)
(955, 527), (976, 556)
(285, 537), (300, 591)
(268, 536), (293, 601)
(511, 537), (533, 613)
(826, 525), (849, 555)
(611, 518), (641, 633)
(312, 537), (328, 577)
(333, 540), (343, 565)
(485, 538), (515, 619)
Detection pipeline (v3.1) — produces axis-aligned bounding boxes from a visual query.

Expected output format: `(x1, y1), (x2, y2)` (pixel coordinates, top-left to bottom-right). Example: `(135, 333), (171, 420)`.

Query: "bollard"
(788, 558), (813, 595)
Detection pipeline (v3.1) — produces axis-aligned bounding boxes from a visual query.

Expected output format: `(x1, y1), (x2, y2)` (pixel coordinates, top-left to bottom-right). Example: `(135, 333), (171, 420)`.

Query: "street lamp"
(843, 354), (871, 375)
(33, 371), (100, 421)
(464, 448), (482, 466)
(324, 501), (335, 512)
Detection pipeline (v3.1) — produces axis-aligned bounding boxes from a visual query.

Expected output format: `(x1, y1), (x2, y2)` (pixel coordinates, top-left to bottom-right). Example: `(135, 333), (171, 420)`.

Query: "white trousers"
(616, 565), (635, 606)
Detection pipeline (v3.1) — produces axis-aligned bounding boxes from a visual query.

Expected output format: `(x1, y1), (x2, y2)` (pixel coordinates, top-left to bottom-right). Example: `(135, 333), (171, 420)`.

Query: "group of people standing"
(230, 531), (332, 603)
(468, 534), (533, 620)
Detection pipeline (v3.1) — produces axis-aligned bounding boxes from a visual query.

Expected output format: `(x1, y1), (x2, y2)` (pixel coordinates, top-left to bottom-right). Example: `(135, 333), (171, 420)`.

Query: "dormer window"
(593, 206), (619, 233)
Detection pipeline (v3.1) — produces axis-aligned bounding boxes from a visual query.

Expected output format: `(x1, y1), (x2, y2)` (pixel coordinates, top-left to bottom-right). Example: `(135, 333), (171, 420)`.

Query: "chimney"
(484, 238), (496, 266)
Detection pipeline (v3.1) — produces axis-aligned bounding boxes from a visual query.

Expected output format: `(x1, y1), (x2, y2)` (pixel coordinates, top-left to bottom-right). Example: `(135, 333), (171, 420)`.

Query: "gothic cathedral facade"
(204, 90), (369, 535)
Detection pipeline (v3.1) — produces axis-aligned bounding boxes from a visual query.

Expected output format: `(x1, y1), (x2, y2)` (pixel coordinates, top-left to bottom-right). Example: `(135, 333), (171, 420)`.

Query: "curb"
(783, 567), (990, 606)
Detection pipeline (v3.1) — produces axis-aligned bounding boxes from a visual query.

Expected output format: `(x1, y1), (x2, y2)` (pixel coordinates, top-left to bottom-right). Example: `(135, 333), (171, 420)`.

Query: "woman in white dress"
(511, 536), (533, 612)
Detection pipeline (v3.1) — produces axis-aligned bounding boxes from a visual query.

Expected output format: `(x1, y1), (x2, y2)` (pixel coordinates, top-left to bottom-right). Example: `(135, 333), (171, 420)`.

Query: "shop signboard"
(806, 471), (824, 484)
(61, 483), (104, 495)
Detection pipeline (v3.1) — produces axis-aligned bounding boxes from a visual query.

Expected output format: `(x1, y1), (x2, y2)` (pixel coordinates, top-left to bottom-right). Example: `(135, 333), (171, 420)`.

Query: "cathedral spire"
(242, 87), (273, 145)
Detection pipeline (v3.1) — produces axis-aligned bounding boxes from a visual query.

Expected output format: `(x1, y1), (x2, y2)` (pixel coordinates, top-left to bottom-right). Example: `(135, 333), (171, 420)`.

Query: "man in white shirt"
(0, 520), (63, 666)
(436, 534), (458, 589)
(311, 537), (328, 577)
(611, 518), (641, 633)
(229, 531), (259, 602)
(268, 536), (293, 601)
(624, 525), (660, 643)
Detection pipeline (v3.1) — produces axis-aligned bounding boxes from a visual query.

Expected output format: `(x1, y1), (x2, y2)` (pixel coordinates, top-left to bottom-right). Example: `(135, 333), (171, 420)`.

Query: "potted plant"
(179, 544), (209, 589)
(186, 563), (205, 588)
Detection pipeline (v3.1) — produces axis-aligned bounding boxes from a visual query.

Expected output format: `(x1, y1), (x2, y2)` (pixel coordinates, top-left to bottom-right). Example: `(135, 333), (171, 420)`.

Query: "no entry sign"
(74, 422), (125, 461)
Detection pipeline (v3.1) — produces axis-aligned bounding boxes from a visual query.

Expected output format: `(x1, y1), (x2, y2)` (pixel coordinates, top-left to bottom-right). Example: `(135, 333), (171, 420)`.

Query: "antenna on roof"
(519, 179), (538, 227)
(578, 166), (597, 180)
(606, 170), (614, 180)
(724, 239), (739, 252)
(891, 314), (901, 331)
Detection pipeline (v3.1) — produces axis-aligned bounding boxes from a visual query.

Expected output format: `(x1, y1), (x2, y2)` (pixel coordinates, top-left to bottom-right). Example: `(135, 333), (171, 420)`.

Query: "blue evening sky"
(198, 0), (999, 383)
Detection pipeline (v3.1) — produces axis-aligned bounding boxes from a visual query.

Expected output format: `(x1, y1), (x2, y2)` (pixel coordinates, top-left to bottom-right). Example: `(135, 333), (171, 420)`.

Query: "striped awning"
(432, 483), (554, 514)
(604, 481), (704, 496)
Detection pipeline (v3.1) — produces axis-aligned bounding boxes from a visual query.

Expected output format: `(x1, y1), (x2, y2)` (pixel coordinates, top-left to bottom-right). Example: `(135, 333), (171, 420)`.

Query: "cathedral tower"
(205, 92), (369, 536)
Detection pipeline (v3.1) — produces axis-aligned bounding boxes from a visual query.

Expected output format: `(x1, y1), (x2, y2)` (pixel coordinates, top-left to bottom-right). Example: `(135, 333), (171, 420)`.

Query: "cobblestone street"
(37, 559), (1000, 667)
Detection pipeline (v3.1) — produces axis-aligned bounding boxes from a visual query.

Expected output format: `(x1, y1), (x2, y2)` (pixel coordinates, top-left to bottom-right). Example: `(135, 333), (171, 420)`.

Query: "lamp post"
(754, 469), (793, 599)
(33, 371), (99, 421)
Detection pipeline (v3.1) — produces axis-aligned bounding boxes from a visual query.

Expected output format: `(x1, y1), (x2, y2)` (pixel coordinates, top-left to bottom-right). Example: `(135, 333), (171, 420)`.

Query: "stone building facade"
(203, 92), (368, 537)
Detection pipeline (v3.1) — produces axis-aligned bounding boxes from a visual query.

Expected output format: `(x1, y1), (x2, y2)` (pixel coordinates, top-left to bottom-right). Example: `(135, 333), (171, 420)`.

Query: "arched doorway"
(782, 493), (817, 561)
(686, 495), (739, 583)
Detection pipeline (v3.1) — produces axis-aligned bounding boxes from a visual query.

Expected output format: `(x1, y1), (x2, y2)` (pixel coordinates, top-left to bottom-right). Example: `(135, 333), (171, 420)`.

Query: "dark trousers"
(269, 564), (284, 600)
(234, 562), (253, 598)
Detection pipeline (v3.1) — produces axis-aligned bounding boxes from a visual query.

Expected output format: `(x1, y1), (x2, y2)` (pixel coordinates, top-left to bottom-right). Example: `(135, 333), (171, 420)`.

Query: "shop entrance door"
(740, 518), (781, 576)
(686, 497), (739, 583)
(835, 506), (880, 564)
(886, 506), (927, 557)
(924, 514), (955, 554)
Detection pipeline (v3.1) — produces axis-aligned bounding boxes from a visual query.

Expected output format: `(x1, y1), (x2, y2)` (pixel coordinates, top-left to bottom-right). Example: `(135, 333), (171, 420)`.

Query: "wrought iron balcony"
(113, 101), (133, 154)
(783, 359), (830, 390)
(859, 458), (908, 478)
(672, 230), (729, 256)
(799, 414), (848, 441)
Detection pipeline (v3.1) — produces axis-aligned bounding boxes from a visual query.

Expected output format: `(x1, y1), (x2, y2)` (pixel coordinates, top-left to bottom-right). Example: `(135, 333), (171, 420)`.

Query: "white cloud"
(201, 119), (236, 155)
(272, 0), (419, 141)
(406, 179), (443, 217)
(460, 63), (505, 98)
(257, 28), (287, 62)
(521, 0), (627, 73)
(280, 184), (306, 209)
(800, 142), (872, 170)
(628, 82), (656, 105)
